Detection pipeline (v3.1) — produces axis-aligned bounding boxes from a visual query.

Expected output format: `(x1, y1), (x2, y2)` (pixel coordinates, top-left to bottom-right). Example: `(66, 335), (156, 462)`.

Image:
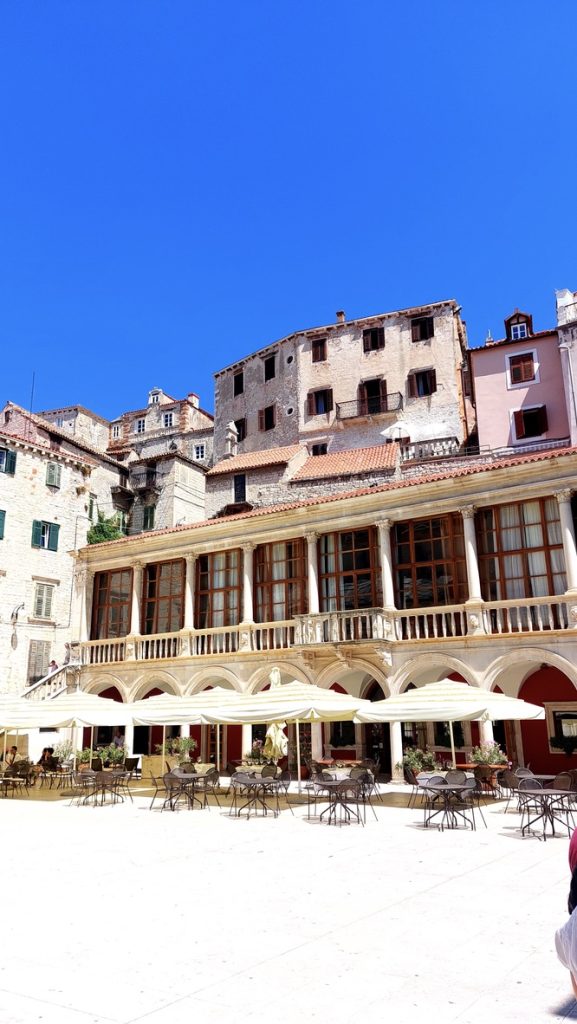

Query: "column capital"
(376, 518), (392, 533)
(132, 560), (145, 573)
(242, 541), (255, 554)
(185, 551), (198, 564)
(305, 530), (319, 544)
(458, 505), (477, 520)
(555, 488), (574, 504)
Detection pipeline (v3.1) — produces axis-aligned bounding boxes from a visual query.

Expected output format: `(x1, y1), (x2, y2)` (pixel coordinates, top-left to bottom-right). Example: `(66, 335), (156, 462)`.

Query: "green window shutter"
(5, 450), (16, 474)
(31, 520), (42, 547)
(0, 510), (5, 540)
(47, 523), (60, 551)
(46, 463), (61, 487)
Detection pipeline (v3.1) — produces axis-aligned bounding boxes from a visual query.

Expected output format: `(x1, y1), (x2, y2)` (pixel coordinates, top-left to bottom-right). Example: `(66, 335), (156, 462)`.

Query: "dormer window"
(504, 309), (533, 341)
(148, 389), (161, 405)
(511, 323), (528, 341)
(112, 424), (121, 440)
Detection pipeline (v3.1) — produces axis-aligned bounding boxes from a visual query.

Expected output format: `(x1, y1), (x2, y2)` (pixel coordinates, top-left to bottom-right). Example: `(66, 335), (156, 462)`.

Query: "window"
(142, 559), (185, 634)
(34, 583), (54, 619)
(112, 424), (121, 439)
(88, 494), (96, 521)
(27, 640), (51, 686)
(194, 444), (206, 460)
(196, 550), (241, 628)
(511, 323), (528, 340)
(363, 327), (385, 352)
(255, 540), (306, 621)
(56, 416), (64, 428)
(258, 405), (276, 431)
(513, 405), (548, 440)
(0, 448), (16, 474)
(91, 569), (133, 639)
(46, 462), (62, 488)
(508, 351), (536, 386)
(411, 316), (435, 342)
(0, 509), (5, 539)
(311, 443), (328, 456)
(163, 412), (174, 428)
(264, 355), (276, 381)
(135, 418), (145, 434)
(307, 389), (334, 416)
(234, 418), (247, 442)
(408, 369), (437, 398)
(312, 337), (327, 362)
(143, 505), (156, 531)
(393, 515), (467, 610)
(330, 720), (356, 748)
(233, 371), (244, 396)
(234, 474), (246, 503)
(477, 498), (566, 600)
(31, 520), (60, 551)
(359, 379), (387, 415)
(319, 529), (378, 612)
(150, 392), (160, 404)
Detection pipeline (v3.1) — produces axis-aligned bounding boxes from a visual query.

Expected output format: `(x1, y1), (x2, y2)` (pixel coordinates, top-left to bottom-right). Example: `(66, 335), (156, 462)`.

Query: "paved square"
(0, 784), (575, 1023)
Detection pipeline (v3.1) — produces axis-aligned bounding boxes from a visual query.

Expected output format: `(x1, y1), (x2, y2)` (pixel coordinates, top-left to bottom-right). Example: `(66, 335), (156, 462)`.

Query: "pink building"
(471, 309), (570, 452)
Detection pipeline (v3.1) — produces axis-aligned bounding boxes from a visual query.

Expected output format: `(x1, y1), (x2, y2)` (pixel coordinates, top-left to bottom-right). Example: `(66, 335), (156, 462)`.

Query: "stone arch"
(391, 654), (480, 695)
(83, 673), (129, 700)
(247, 661), (313, 694)
(315, 658), (391, 698)
(129, 671), (180, 702)
(183, 666), (244, 695)
(485, 648), (577, 697)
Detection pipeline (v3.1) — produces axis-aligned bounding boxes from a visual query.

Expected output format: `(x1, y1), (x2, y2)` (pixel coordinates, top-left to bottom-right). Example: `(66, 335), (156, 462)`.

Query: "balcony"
(336, 393), (403, 421)
(400, 437), (462, 462)
(131, 470), (160, 493)
(77, 594), (576, 669)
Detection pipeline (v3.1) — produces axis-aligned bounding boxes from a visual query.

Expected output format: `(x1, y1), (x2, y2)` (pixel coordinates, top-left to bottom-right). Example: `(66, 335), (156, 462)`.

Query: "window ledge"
(27, 617), (56, 626)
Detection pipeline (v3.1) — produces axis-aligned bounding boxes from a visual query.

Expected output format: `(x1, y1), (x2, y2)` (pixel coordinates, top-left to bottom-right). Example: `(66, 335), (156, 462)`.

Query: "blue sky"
(1, 1), (576, 419)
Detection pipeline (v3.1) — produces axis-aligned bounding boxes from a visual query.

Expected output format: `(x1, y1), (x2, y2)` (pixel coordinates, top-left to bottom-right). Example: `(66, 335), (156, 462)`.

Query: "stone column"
(459, 505), (482, 601)
(242, 723), (252, 760)
(390, 722), (404, 782)
(377, 519), (395, 608)
(311, 722), (323, 760)
(130, 561), (144, 636)
(306, 532), (320, 615)
(479, 719), (494, 746)
(183, 553), (197, 629)
(556, 489), (577, 593)
(123, 724), (134, 757)
(74, 565), (91, 643)
(241, 544), (255, 623)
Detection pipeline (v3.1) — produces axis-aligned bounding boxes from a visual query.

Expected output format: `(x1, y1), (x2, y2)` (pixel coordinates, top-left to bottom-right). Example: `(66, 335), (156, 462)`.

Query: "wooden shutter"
(31, 520), (43, 547)
(363, 331), (371, 353)
(326, 389), (334, 413)
(358, 383), (367, 416)
(27, 640), (50, 684)
(0, 509), (5, 540)
(376, 327), (385, 349)
(379, 380), (388, 410)
(536, 405), (549, 433)
(5, 450), (16, 474)
(424, 317), (434, 339)
(408, 374), (417, 398)
(34, 584), (53, 618)
(47, 523), (60, 551)
(307, 394), (316, 416)
(46, 462), (61, 487)
(411, 321), (421, 342)
(513, 409), (526, 439)
(258, 409), (265, 431)
(428, 368), (437, 394)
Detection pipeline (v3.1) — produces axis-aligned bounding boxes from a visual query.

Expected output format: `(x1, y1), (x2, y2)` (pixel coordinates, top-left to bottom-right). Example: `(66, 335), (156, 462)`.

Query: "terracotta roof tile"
(473, 328), (557, 351)
(292, 443), (398, 481)
(207, 445), (303, 476)
(84, 443), (577, 550)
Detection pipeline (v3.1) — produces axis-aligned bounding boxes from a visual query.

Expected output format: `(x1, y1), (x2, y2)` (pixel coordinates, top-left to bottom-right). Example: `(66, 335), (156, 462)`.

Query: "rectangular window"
(234, 474), (246, 503)
(408, 369), (437, 398)
(319, 528), (378, 612)
(264, 355), (276, 381)
(508, 352), (536, 385)
(0, 448), (17, 475)
(112, 424), (121, 439)
(194, 444), (206, 461)
(234, 418), (247, 442)
(393, 515), (467, 610)
(307, 389), (334, 416)
(311, 443), (328, 456)
(362, 327), (385, 352)
(312, 337), (327, 362)
(513, 405), (548, 440)
(255, 540), (307, 622)
(88, 494), (96, 521)
(55, 416), (64, 428)
(233, 371), (244, 396)
(163, 412), (174, 428)
(135, 418), (145, 434)
(34, 583), (54, 619)
(46, 463), (62, 488)
(411, 316), (435, 342)
(31, 520), (60, 551)
(359, 379), (387, 415)
(258, 405), (276, 431)
(511, 323), (528, 340)
(142, 559), (185, 634)
(91, 568), (133, 639)
(143, 506), (156, 531)
(196, 550), (241, 628)
(27, 640), (51, 686)
(477, 498), (566, 601)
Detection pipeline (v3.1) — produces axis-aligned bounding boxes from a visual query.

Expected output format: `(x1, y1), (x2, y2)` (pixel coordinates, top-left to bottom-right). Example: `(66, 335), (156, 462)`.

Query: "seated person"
(5, 746), (20, 766)
(33, 747), (59, 774)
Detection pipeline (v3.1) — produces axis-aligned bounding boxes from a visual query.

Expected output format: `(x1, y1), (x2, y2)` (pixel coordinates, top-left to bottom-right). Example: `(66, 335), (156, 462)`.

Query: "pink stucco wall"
(471, 333), (569, 450)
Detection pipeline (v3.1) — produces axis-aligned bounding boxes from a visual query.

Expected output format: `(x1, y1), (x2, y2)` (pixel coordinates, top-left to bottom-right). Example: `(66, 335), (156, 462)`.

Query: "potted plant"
(155, 736), (198, 767)
(395, 746), (441, 775)
(550, 736), (577, 757)
(76, 748), (92, 771)
(53, 739), (74, 766)
(469, 741), (508, 766)
(98, 743), (125, 768)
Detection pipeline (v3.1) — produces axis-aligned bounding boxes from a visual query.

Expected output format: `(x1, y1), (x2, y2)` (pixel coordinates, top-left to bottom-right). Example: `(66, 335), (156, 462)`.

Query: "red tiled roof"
(83, 443), (577, 550)
(4, 403), (121, 467)
(207, 445), (303, 476)
(473, 328), (557, 352)
(292, 443), (398, 481)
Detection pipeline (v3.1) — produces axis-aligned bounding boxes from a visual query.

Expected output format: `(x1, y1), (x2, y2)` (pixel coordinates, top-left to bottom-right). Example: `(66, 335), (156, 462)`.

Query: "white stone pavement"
(0, 783), (576, 1024)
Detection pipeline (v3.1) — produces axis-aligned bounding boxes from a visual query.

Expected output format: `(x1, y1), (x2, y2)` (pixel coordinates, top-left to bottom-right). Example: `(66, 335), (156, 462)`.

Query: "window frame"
(408, 368), (437, 398)
(319, 528), (379, 612)
(91, 568), (133, 640)
(362, 326), (385, 353)
(234, 418), (247, 442)
(511, 323), (528, 341)
(0, 509), (5, 539)
(27, 640), (51, 686)
(311, 337), (327, 363)
(258, 405), (276, 432)
(112, 424), (121, 440)
(233, 371), (244, 396)
(163, 412), (174, 428)
(233, 474), (246, 503)
(195, 549), (242, 628)
(194, 443), (206, 461)
(411, 316), (435, 342)
(307, 389), (334, 416)
(255, 539), (307, 622)
(33, 582), (55, 620)
(135, 418), (146, 434)
(512, 404), (548, 441)
(143, 505), (156, 531)
(0, 448), (17, 475)
(31, 520), (60, 551)
(392, 514), (467, 610)
(142, 558), (185, 635)
(46, 462), (62, 488)
(477, 497), (565, 601)
(507, 349), (538, 388)
(264, 354), (276, 381)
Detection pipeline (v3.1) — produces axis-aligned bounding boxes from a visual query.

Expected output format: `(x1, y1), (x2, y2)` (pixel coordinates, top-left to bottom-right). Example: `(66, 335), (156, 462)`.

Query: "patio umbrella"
(355, 679), (545, 767)
(130, 687), (240, 726)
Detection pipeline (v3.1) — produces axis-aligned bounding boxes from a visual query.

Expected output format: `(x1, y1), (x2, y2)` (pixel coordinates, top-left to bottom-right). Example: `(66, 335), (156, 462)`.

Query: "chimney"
(336, 310), (346, 324)
(187, 393), (200, 408)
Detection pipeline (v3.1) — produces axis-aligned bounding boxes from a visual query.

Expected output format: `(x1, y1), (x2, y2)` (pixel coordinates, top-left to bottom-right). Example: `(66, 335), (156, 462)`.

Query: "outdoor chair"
(515, 767), (534, 779)
(161, 772), (192, 812)
(278, 769), (293, 814)
(124, 757), (140, 779)
(474, 765), (499, 798)
(350, 767), (378, 821)
(328, 779), (364, 827)
(445, 769), (467, 785)
(451, 778), (486, 830)
(261, 764), (278, 778)
(148, 774), (165, 811)
(404, 765), (422, 809)
(196, 768), (221, 809)
(90, 757), (103, 772)
(69, 770), (97, 806)
(497, 769), (520, 812)
(518, 777), (544, 834)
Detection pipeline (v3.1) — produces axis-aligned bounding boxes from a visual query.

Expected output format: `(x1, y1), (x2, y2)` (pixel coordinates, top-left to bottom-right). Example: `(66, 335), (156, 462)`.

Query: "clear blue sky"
(1, 1), (576, 420)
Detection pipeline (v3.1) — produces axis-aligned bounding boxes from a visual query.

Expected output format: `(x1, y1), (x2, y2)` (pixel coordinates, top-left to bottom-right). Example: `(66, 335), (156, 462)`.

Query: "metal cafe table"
(519, 783), (576, 840)
(421, 779), (480, 831)
(229, 772), (281, 819)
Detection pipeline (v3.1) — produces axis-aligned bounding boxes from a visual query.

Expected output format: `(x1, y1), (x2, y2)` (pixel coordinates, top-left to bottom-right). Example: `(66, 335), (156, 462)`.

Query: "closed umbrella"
(263, 721), (288, 763)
